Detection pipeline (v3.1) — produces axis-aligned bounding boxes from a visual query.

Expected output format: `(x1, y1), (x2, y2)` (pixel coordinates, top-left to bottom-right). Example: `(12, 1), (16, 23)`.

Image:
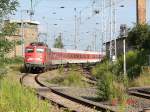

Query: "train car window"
(36, 48), (44, 53)
(77, 54), (79, 58)
(82, 54), (84, 59)
(25, 48), (34, 53)
(81, 54), (83, 59)
(71, 54), (73, 58)
(69, 54), (71, 58)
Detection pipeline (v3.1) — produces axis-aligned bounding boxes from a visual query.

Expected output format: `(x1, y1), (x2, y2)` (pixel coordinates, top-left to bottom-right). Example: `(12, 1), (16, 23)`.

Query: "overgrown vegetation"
(93, 24), (150, 105)
(0, 72), (50, 112)
(96, 72), (127, 102)
(0, 0), (21, 75)
(130, 71), (150, 87)
(48, 65), (88, 87)
(0, 0), (19, 59)
(0, 1), (51, 112)
(127, 24), (150, 52)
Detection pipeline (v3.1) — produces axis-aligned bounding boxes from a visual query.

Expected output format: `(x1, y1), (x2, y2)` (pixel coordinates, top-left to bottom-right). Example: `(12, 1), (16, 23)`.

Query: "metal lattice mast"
(109, 0), (112, 60)
(113, 0), (117, 61)
(30, 0), (34, 20)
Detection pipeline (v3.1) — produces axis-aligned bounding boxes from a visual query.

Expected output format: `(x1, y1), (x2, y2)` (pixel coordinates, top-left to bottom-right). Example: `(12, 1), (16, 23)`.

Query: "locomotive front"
(24, 42), (48, 71)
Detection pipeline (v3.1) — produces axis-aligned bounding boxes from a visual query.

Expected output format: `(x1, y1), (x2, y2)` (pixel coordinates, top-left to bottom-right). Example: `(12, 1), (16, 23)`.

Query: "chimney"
(136, 0), (146, 24)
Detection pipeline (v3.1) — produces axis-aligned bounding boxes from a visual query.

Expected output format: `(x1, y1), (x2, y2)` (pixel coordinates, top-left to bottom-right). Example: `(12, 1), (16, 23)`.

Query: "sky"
(11, 0), (150, 51)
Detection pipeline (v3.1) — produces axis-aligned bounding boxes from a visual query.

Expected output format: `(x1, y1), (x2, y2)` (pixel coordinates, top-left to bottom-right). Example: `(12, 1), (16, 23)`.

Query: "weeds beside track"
(20, 71), (117, 112)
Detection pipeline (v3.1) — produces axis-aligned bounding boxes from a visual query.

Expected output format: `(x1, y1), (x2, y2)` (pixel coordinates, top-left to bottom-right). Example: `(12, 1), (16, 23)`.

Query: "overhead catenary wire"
(79, 0), (126, 24)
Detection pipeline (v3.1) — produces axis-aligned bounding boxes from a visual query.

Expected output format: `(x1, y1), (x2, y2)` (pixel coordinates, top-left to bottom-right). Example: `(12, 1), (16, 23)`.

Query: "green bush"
(4, 56), (24, 64)
(97, 72), (127, 102)
(92, 50), (146, 79)
(92, 61), (113, 78)
(0, 57), (23, 66)
(116, 50), (147, 79)
(97, 72), (114, 101)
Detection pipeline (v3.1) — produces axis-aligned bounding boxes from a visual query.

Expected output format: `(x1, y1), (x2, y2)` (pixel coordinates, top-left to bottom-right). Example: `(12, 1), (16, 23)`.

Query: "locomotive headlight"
(27, 58), (42, 61)
(27, 58), (33, 61)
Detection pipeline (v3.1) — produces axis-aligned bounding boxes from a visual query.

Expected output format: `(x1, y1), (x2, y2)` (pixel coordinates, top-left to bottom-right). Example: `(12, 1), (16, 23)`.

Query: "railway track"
(20, 72), (117, 112)
(128, 87), (150, 99)
(80, 66), (97, 85)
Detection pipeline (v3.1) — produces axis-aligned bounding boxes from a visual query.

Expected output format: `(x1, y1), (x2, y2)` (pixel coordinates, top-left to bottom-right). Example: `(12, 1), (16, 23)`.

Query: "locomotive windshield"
(25, 48), (34, 53)
(36, 48), (44, 53)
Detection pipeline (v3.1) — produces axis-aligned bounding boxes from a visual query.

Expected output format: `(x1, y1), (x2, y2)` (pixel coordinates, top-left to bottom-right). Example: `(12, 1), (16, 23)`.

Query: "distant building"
(104, 37), (133, 59)
(5, 20), (39, 57)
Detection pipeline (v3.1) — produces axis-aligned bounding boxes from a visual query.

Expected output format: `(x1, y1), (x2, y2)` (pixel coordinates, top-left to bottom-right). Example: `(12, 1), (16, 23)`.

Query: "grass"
(0, 64), (51, 112)
(62, 70), (87, 87)
(130, 71), (150, 87)
(48, 70), (88, 87)
(0, 77), (50, 112)
(47, 65), (89, 87)
(0, 56), (23, 66)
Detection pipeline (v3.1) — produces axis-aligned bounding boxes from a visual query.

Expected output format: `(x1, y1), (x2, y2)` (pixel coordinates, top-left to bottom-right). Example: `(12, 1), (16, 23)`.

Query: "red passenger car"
(24, 42), (105, 71)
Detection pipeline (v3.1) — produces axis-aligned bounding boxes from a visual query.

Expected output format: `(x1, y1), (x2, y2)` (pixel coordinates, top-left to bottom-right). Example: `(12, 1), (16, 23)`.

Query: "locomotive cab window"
(36, 48), (44, 53)
(25, 48), (34, 53)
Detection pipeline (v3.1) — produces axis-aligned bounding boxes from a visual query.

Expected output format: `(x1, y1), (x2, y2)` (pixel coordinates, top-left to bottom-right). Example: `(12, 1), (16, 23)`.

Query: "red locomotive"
(24, 42), (105, 71)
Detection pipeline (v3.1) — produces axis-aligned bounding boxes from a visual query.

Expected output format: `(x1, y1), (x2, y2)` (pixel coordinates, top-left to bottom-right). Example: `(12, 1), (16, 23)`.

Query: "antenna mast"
(30, 0), (34, 21)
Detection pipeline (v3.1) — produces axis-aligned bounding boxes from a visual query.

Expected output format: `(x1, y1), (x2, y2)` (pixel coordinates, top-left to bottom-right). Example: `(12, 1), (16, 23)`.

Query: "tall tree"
(127, 24), (150, 52)
(53, 33), (64, 48)
(0, 0), (18, 18)
(0, 0), (18, 28)
(0, 0), (19, 58)
(0, 22), (17, 57)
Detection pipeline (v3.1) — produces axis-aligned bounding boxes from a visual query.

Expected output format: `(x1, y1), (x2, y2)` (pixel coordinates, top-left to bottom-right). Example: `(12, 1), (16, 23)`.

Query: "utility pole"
(74, 8), (77, 49)
(112, 0), (117, 61)
(123, 38), (126, 75)
(94, 32), (97, 51)
(120, 24), (127, 76)
(109, 0), (112, 61)
(101, 0), (104, 53)
(30, 0), (34, 21)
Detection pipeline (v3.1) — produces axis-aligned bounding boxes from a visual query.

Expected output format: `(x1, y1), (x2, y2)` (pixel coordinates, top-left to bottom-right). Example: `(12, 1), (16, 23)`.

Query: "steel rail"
(36, 73), (117, 112)
(20, 64), (117, 112)
(20, 73), (70, 111)
(128, 87), (150, 99)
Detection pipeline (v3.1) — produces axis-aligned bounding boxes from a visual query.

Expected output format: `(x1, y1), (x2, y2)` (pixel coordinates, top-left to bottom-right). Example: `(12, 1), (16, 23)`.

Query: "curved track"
(128, 87), (150, 99)
(20, 72), (117, 112)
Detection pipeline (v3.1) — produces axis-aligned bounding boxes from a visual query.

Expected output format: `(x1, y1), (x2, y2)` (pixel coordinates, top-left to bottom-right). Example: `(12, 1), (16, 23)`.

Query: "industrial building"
(5, 20), (39, 57)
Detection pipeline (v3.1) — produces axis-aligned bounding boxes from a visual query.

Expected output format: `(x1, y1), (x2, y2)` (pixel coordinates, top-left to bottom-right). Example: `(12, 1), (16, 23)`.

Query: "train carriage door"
(46, 48), (48, 63)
